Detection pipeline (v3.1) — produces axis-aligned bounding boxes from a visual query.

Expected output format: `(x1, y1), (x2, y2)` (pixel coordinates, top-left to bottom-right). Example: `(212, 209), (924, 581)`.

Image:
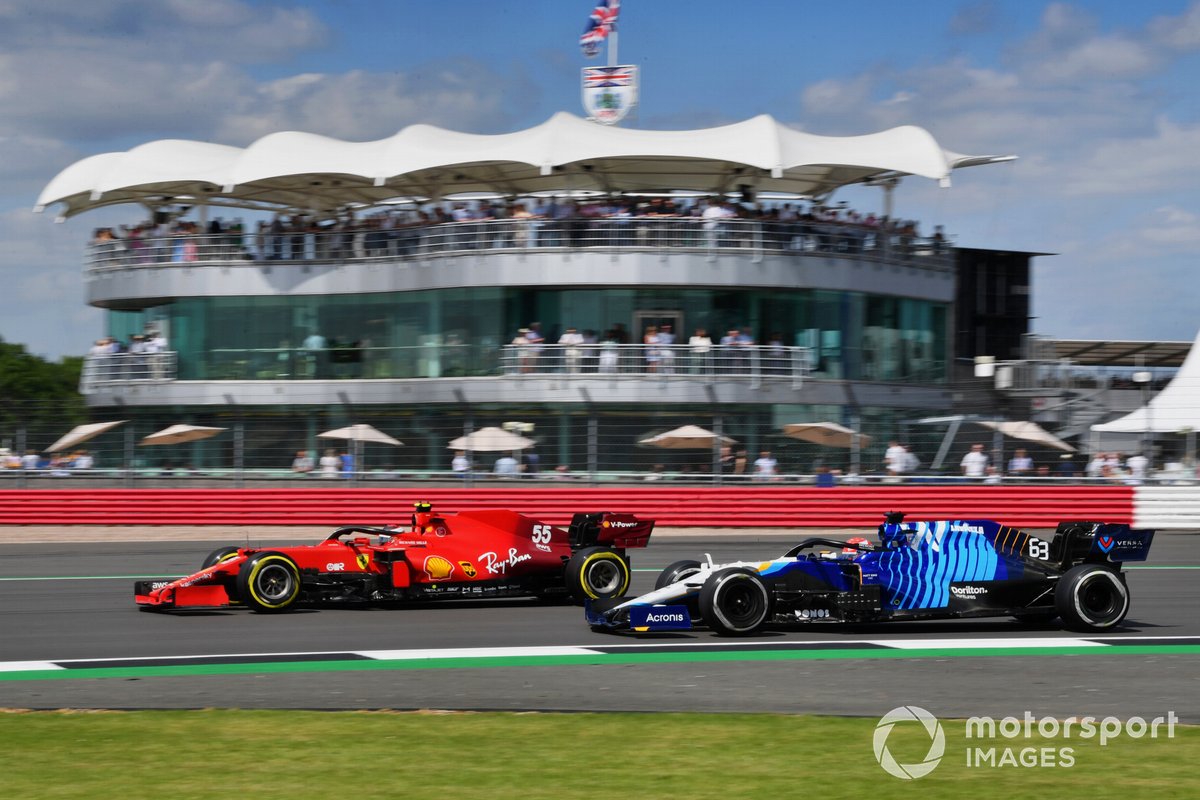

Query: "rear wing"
(1052, 522), (1155, 566)
(568, 512), (654, 550)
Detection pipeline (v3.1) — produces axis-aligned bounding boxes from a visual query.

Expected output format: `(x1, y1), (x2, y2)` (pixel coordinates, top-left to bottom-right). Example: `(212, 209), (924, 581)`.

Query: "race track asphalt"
(1, 532), (1197, 721)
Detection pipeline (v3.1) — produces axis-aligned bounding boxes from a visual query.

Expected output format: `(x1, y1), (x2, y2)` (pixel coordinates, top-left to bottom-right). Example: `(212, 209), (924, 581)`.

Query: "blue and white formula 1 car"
(586, 514), (1154, 636)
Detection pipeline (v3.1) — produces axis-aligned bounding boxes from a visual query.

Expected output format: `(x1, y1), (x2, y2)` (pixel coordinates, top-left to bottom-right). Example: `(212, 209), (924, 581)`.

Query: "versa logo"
(1097, 535), (1115, 553)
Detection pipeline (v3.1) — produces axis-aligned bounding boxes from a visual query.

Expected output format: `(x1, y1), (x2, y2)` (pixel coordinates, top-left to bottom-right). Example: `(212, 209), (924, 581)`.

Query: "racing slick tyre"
(699, 568), (772, 636)
(236, 552), (302, 613)
(1054, 564), (1130, 632)
(655, 559), (703, 590)
(566, 547), (632, 604)
(201, 546), (241, 570)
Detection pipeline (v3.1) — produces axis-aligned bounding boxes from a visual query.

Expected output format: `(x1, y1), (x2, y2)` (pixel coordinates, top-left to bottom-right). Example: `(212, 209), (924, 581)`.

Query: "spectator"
(559, 326), (584, 374)
(522, 449), (541, 477)
(643, 463), (666, 481)
(814, 465), (837, 488)
(689, 327), (712, 374)
(961, 443), (988, 478)
(883, 440), (907, 476)
(451, 450), (471, 474)
(1057, 453), (1080, 478)
(20, 450), (39, 470)
(642, 326), (661, 372)
(553, 464), (576, 480)
(74, 450), (94, 470)
(494, 453), (520, 477)
(657, 323), (676, 374)
(753, 450), (778, 481)
(1007, 448), (1034, 477)
(1125, 453), (1149, 484)
(292, 450), (313, 474)
(319, 448), (340, 478)
(339, 449), (355, 477)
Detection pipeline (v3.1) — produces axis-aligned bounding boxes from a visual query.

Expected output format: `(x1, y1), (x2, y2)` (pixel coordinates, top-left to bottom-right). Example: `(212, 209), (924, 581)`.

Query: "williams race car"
(136, 504), (653, 612)
(586, 513), (1154, 636)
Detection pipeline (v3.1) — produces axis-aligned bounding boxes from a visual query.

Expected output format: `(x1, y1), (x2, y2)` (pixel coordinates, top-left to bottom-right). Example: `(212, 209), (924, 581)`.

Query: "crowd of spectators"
(0, 447), (93, 474)
(504, 320), (796, 376)
(89, 197), (948, 266)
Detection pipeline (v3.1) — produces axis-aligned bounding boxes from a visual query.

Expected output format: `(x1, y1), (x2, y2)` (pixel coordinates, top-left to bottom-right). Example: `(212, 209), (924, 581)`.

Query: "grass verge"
(0, 709), (1195, 799)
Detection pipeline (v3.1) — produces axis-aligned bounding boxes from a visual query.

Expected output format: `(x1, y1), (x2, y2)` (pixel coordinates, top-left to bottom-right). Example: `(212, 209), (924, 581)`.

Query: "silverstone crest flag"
(580, 0), (620, 58)
(582, 64), (638, 125)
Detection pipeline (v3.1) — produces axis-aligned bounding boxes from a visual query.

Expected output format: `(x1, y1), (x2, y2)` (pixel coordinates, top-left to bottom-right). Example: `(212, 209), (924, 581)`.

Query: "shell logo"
(602, 521), (610, 528)
(423, 555), (455, 580)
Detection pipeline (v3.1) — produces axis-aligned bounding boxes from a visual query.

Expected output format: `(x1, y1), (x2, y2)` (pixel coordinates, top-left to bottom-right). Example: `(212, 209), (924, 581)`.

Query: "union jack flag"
(583, 66), (632, 88)
(580, 0), (620, 58)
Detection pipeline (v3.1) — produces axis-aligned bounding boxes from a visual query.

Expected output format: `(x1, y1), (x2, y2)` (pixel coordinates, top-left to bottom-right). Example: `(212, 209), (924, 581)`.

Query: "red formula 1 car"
(135, 504), (654, 613)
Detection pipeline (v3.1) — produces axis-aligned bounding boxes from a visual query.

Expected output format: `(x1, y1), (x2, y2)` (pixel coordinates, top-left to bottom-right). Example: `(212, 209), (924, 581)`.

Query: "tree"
(0, 338), (86, 449)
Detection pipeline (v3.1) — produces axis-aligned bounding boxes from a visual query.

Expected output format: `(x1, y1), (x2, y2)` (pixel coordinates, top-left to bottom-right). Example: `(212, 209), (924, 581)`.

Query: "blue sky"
(2, 0), (1198, 358)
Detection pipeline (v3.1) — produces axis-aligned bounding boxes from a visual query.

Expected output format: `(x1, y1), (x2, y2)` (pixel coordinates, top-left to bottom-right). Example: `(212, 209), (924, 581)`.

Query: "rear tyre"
(699, 568), (771, 636)
(1054, 565), (1130, 632)
(566, 547), (631, 604)
(201, 546), (241, 570)
(236, 552), (302, 613)
(655, 559), (703, 590)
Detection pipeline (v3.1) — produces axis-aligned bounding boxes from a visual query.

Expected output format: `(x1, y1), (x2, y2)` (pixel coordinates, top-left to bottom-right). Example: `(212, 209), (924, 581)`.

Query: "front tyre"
(566, 547), (631, 604)
(201, 545), (241, 570)
(1054, 565), (1130, 632)
(699, 568), (771, 636)
(655, 559), (703, 590)
(237, 552), (302, 613)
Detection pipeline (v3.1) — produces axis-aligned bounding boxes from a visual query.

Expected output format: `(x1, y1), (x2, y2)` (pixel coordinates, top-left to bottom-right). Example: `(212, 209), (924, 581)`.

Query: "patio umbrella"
(318, 424), (403, 447)
(447, 426), (534, 452)
(638, 425), (736, 449)
(45, 420), (126, 453)
(140, 424), (227, 446)
(976, 420), (1075, 452)
(781, 422), (871, 449)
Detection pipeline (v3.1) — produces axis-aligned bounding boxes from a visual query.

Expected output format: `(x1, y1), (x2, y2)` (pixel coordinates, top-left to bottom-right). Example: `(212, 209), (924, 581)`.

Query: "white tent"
(36, 113), (1013, 219)
(1092, 329), (1200, 433)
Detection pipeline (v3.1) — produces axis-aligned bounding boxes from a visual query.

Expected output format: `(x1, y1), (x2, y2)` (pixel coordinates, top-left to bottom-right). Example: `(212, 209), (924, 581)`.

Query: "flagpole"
(608, 28), (617, 67)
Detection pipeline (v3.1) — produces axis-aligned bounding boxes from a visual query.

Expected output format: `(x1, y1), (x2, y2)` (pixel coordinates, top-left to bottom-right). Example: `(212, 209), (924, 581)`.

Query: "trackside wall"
(0, 487), (1134, 528)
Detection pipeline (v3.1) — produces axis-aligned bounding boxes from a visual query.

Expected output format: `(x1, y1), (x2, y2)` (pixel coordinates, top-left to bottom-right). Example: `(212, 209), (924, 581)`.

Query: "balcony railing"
(79, 344), (810, 389)
(80, 351), (177, 393)
(87, 218), (954, 273)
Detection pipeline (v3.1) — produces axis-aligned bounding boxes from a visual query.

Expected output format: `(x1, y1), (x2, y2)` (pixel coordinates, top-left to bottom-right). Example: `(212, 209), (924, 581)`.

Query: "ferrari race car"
(135, 504), (653, 612)
(586, 513), (1154, 636)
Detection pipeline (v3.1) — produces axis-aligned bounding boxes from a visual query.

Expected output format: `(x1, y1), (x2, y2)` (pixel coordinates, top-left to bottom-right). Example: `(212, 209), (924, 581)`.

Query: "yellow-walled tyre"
(201, 546), (241, 570)
(566, 547), (631, 605)
(236, 552), (301, 613)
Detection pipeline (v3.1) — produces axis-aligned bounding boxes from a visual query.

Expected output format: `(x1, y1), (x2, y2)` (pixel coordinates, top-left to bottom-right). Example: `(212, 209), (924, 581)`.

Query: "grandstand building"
(37, 113), (1028, 475)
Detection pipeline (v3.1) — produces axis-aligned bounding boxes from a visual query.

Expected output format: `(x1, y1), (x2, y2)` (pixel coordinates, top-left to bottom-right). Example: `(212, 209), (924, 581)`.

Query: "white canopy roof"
(1092, 329), (1200, 433)
(36, 112), (1013, 219)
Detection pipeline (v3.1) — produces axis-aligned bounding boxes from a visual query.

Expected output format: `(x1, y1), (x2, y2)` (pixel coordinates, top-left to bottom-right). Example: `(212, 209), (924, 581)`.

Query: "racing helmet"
(842, 536), (871, 553)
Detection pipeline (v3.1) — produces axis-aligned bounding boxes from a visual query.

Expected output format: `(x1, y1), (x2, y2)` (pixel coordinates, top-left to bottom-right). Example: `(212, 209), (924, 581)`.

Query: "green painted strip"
(3, 644), (1198, 682)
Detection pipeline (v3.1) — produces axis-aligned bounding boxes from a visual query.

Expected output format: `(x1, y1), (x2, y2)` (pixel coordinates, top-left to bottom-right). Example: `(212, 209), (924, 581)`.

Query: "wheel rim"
(585, 558), (624, 595)
(1078, 573), (1124, 623)
(255, 563), (295, 603)
(719, 577), (766, 628)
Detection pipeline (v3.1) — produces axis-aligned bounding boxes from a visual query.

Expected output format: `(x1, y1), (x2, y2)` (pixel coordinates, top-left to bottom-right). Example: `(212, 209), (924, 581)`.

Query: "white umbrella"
(447, 426), (534, 452)
(140, 424), (227, 446)
(638, 425), (736, 449)
(781, 422), (871, 449)
(46, 420), (126, 453)
(318, 424), (403, 446)
(976, 421), (1076, 452)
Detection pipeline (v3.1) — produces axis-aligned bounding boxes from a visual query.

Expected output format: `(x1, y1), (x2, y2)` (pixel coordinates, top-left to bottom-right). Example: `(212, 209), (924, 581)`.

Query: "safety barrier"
(1134, 486), (1200, 530)
(0, 486), (1134, 529)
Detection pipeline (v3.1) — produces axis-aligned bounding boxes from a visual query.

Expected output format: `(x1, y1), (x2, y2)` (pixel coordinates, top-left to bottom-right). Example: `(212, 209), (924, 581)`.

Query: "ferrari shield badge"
(582, 65), (638, 125)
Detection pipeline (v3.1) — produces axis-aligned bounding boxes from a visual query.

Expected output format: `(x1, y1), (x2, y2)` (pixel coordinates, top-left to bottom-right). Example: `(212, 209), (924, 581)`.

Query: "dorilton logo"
(950, 585), (988, 598)
(873, 706), (946, 780)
